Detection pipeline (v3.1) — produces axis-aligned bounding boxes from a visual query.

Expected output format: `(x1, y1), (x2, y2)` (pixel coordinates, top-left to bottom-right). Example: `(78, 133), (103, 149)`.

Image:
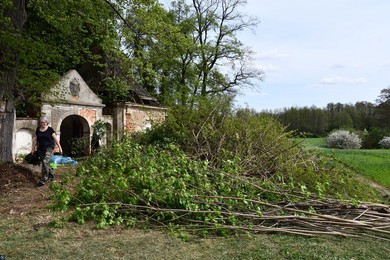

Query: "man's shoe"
(48, 173), (54, 182)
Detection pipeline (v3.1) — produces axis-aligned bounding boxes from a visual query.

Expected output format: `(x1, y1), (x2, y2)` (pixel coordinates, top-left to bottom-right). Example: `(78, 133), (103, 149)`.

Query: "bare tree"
(191, 0), (263, 96)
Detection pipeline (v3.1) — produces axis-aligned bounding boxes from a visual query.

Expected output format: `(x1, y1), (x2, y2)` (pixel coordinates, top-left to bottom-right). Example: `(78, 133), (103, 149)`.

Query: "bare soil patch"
(0, 163), (61, 216)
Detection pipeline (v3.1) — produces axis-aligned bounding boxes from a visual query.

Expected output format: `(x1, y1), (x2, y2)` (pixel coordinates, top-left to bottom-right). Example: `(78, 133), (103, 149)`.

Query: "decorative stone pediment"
(44, 70), (104, 107)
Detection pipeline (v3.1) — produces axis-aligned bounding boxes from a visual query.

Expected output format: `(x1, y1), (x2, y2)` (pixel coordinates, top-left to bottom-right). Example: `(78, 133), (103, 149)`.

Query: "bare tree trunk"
(0, 100), (16, 163)
(0, 65), (18, 163)
(0, 0), (27, 163)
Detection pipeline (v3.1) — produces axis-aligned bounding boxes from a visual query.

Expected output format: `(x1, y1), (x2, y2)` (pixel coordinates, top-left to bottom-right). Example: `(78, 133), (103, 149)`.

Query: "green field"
(300, 138), (390, 189)
(298, 137), (327, 148)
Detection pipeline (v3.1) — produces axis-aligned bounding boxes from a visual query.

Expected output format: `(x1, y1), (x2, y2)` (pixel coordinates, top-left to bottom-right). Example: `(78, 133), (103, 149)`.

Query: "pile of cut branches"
(50, 141), (390, 240)
(89, 196), (390, 240)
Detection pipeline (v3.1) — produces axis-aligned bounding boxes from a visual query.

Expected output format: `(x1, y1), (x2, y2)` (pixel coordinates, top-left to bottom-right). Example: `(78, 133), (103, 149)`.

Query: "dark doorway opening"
(60, 115), (90, 156)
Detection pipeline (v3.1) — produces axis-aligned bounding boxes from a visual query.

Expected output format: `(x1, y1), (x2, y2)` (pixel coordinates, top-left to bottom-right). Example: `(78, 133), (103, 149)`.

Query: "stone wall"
(124, 103), (167, 134)
(15, 118), (38, 157)
(12, 70), (165, 160)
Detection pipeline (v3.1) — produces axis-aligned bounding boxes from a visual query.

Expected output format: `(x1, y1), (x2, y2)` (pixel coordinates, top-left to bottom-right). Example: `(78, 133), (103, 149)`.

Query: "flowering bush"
(378, 136), (390, 149)
(326, 130), (362, 149)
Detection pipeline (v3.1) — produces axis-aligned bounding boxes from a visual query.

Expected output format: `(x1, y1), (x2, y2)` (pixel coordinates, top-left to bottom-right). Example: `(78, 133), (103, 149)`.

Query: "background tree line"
(259, 87), (390, 148)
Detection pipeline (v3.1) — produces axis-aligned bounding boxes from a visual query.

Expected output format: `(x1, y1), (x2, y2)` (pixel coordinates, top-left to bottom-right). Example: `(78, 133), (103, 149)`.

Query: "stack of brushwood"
(114, 196), (390, 240)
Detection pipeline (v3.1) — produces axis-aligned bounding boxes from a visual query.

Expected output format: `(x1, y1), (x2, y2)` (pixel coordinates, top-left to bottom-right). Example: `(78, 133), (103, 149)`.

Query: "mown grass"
(300, 138), (390, 189)
(1, 214), (390, 259)
(298, 137), (327, 148)
(327, 149), (390, 189)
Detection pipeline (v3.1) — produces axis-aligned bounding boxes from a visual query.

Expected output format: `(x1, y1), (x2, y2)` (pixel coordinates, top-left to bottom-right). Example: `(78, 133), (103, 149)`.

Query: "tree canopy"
(1, 0), (261, 110)
(0, 0), (262, 162)
(376, 86), (390, 129)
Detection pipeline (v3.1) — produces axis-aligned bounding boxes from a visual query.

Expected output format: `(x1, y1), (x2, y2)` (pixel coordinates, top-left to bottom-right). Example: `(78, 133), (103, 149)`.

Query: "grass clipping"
(50, 140), (390, 241)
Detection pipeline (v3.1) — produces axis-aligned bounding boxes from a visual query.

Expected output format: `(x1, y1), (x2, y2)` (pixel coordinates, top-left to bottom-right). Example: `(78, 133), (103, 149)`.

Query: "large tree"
(0, 0), (120, 162)
(0, 0), (28, 163)
(121, 0), (189, 100)
(375, 86), (390, 129)
(121, 0), (263, 106)
(190, 0), (262, 97)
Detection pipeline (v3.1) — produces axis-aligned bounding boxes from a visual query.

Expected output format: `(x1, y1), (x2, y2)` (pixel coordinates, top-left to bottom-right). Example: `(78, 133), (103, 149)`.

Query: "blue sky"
(234, 0), (390, 111)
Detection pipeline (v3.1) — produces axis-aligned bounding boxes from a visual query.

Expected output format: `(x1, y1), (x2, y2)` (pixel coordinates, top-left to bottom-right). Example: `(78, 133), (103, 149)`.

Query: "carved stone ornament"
(69, 78), (80, 96)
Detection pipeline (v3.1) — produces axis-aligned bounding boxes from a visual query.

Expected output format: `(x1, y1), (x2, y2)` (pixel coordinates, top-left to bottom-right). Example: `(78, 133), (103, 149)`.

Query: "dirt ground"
(0, 163), (61, 216)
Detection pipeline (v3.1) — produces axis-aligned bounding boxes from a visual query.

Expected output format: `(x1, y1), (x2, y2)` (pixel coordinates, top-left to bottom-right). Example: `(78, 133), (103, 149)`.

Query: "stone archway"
(60, 115), (90, 156)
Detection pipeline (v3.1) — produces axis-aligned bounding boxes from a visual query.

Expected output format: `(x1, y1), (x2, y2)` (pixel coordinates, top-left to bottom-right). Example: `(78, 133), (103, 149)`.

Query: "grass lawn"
(1, 214), (390, 259)
(328, 149), (390, 189)
(299, 138), (390, 189)
(298, 137), (327, 148)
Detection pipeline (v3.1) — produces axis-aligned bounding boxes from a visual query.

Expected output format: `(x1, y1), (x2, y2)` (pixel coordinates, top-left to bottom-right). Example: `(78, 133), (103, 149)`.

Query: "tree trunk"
(0, 67), (18, 163)
(0, 0), (27, 163)
(0, 100), (16, 162)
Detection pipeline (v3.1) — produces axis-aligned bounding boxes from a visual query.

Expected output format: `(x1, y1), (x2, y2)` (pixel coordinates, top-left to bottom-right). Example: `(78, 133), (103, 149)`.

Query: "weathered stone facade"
(14, 70), (167, 160)
(124, 103), (166, 133)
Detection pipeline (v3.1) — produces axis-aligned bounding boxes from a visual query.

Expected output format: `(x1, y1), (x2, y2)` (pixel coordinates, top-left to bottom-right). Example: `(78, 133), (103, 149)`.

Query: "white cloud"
(256, 49), (289, 60)
(383, 60), (390, 67)
(319, 77), (368, 85)
(330, 61), (362, 69)
(256, 63), (279, 72)
(330, 63), (347, 69)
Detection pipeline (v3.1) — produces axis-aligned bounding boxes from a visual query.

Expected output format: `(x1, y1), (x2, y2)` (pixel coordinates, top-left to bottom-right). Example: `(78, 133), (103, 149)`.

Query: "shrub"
(378, 136), (390, 149)
(326, 130), (362, 149)
(136, 97), (298, 178)
(362, 128), (388, 149)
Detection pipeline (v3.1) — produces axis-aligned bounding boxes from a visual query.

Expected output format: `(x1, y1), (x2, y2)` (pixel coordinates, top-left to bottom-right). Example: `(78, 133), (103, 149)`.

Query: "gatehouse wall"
(13, 70), (166, 160)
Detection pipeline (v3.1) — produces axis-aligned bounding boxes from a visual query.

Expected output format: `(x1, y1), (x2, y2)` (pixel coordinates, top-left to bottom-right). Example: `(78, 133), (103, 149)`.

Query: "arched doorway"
(60, 115), (90, 156)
